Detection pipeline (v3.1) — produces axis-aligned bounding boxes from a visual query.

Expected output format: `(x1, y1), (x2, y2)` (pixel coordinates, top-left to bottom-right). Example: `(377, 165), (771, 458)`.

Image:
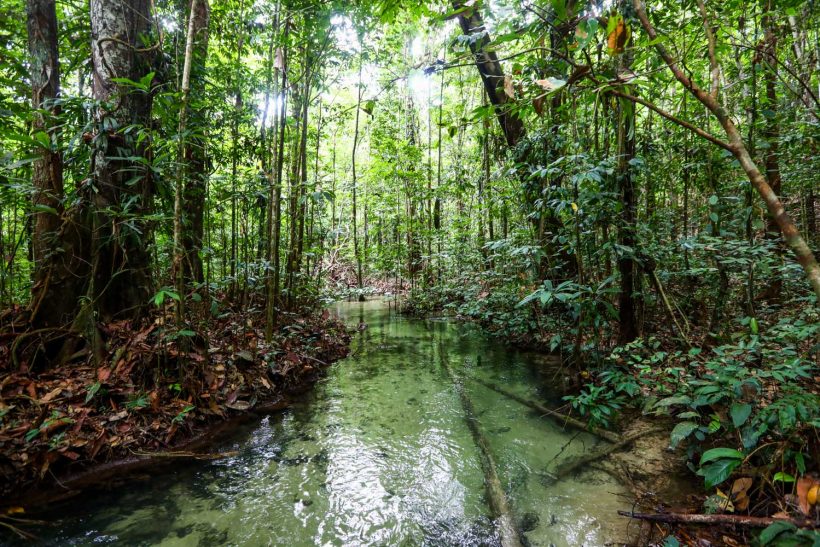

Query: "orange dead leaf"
(731, 477), (753, 511)
(39, 386), (62, 404)
(797, 477), (818, 515)
(607, 15), (630, 55)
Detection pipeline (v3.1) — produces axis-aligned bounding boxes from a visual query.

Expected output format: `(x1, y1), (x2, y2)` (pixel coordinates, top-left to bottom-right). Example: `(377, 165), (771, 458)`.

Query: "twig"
(617, 510), (818, 529)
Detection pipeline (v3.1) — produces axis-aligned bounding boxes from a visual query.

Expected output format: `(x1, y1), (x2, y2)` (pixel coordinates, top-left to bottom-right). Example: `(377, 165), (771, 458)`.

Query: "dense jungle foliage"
(1, 0), (819, 543)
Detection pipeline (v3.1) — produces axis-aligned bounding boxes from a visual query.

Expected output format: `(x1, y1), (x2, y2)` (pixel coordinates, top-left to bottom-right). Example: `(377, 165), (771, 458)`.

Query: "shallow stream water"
(32, 299), (631, 546)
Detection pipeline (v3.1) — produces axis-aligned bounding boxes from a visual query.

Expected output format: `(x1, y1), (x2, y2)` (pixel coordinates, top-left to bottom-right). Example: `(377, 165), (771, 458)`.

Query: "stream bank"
(0, 304), (350, 522)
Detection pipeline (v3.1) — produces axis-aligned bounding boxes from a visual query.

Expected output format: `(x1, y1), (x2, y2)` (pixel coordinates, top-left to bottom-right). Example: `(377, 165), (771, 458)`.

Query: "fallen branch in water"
(466, 375), (621, 443)
(617, 510), (819, 529)
(129, 449), (239, 460)
(441, 346), (522, 547)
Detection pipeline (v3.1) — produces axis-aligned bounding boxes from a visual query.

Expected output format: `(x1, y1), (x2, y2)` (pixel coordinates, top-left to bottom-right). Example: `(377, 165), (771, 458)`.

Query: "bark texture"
(181, 0), (210, 284)
(89, 0), (157, 320)
(26, 0), (90, 330)
(453, 0), (525, 148)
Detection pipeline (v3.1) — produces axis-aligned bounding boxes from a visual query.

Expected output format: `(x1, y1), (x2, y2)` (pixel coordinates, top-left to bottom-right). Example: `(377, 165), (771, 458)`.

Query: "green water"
(33, 299), (629, 546)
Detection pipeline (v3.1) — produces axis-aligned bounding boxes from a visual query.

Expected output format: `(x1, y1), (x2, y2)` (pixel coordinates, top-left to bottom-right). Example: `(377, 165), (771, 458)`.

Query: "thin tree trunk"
(760, 1), (783, 300)
(180, 0), (210, 285)
(172, 0), (201, 324)
(268, 20), (288, 332)
(352, 52), (364, 299)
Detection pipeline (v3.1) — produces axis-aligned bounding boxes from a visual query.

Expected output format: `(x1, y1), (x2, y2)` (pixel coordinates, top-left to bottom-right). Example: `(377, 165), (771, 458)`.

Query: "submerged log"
(617, 510), (818, 529)
(440, 347), (522, 547)
(466, 376), (621, 443)
(543, 429), (659, 484)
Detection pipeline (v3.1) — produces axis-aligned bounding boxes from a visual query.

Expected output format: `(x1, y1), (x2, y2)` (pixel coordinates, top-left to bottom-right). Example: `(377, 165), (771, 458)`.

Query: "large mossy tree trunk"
(88, 0), (157, 322)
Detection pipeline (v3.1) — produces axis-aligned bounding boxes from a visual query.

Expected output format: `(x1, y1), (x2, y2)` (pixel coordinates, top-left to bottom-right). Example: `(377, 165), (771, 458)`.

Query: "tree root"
(129, 449), (239, 460)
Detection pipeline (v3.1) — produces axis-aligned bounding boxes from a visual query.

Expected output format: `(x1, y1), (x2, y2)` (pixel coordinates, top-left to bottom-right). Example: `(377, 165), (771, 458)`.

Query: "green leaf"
(749, 318), (758, 335)
(85, 381), (101, 404)
(700, 447), (744, 464)
(670, 421), (698, 448)
(758, 521), (796, 545)
(708, 195), (718, 206)
(25, 428), (40, 442)
(697, 458), (741, 488)
(773, 472), (795, 483)
(32, 204), (59, 215)
(656, 395), (691, 407)
(730, 403), (752, 428)
(551, 0), (567, 22)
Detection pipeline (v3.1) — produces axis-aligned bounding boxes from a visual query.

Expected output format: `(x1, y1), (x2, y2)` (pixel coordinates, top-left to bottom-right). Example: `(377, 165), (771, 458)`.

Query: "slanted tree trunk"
(88, 0), (157, 321)
(452, 0), (524, 147)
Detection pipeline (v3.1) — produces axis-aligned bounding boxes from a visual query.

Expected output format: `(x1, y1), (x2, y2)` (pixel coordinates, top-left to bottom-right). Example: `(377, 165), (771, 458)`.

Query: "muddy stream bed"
(27, 298), (638, 546)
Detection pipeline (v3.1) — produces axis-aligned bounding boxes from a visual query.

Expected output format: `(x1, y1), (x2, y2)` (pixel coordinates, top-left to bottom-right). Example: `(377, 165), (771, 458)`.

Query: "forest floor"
(0, 301), (350, 528)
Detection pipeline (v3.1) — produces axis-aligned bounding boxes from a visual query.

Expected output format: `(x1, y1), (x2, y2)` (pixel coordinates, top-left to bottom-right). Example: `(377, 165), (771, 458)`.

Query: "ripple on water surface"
(34, 298), (629, 546)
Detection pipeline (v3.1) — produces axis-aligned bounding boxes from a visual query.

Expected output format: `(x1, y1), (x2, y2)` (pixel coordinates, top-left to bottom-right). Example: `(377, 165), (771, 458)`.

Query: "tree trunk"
(760, 2), (783, 300)
(88, 0), (157, 321)
(267, 20), (288, 334)
(180, 0), (210, 285)
(172, 0), (202, 324)
(452, 0), (524, 148)
(26, 0), (83, 329)
(352, 53), (364, 298)
(615, 79), (638, 343)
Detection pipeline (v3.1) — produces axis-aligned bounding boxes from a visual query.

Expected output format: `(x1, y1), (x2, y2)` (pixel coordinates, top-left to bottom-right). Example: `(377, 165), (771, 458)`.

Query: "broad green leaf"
(32, 204), (59, 215)
(697, 458), (741, 488)
(773, 472), (795, 483)
(669, 421), (697, 448)
(700, 447), (744, 464)
(730, 403), (752, 428)
(758, 521), (796, 545)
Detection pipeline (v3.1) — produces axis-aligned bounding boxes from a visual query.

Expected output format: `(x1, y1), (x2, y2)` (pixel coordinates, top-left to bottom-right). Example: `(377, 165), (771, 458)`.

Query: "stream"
(32, 299), (630, 546)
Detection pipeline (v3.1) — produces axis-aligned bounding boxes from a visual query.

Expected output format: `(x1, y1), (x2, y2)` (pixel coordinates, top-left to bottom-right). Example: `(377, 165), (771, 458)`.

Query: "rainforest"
(0, 0), (818, 545)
